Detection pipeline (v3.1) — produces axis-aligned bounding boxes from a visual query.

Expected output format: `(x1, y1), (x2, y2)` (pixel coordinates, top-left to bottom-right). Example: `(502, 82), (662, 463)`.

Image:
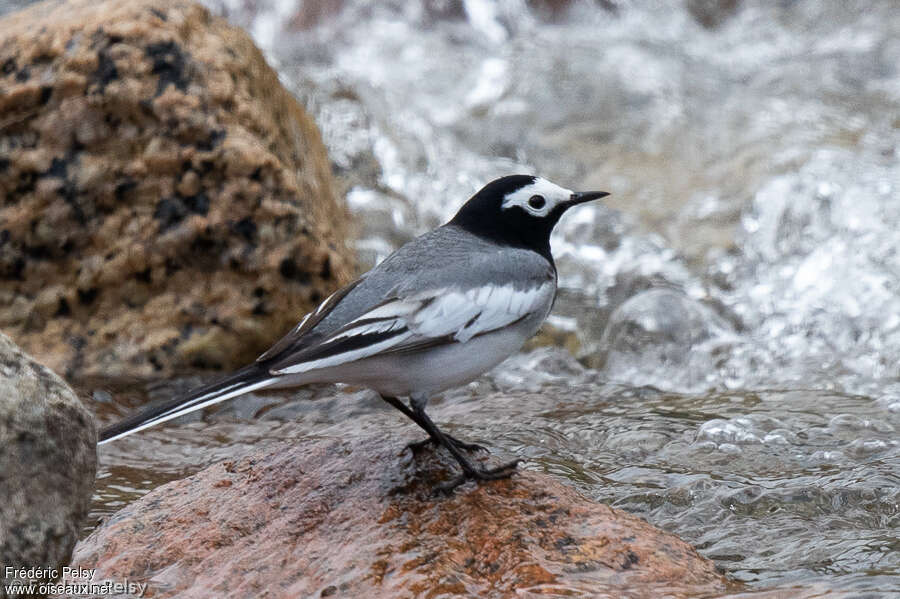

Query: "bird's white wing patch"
(272, 281), (554, 375)
(412, 283), (550, 343)
(276, 330), (417, 374)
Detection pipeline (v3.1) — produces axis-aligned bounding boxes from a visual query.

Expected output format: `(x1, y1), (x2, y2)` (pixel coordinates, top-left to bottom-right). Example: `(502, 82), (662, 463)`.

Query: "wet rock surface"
(74, 435), (729, 598)
(0, 332), (97, 595)
(0, 0), (354, 379)
(85, 349), (898, 595)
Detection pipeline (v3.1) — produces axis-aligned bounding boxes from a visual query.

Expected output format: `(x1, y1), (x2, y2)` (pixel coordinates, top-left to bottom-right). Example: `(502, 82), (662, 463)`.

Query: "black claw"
(436, 475), (468, 494)
(452, 437), (489, 453)
(436, 459), (521, 493)
(406, 434), (488, 454)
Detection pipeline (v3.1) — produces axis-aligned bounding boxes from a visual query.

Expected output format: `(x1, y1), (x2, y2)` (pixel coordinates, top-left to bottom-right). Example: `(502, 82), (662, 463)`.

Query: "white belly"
(284, 320), (536, 397)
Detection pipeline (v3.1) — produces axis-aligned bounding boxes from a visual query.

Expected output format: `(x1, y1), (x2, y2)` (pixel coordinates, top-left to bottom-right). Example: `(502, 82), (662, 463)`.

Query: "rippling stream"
(75, 0), (900, 595)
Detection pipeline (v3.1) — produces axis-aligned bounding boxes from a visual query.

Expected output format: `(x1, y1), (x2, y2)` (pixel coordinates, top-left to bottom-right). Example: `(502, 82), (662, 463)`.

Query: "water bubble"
(846, 438), (893, 458)
(597, 289), (738, 393)
(696, 418), (762, 446)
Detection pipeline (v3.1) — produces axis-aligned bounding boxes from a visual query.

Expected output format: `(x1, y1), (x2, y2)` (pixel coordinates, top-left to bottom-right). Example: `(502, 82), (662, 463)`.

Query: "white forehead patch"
(500, 177), (574, 217)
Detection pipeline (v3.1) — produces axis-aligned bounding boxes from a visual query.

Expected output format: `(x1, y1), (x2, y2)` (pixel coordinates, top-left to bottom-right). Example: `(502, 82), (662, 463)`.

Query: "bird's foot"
(407, 434), (488, 454)
(436, 458), (521, 493)
(403, 399), (516, 493)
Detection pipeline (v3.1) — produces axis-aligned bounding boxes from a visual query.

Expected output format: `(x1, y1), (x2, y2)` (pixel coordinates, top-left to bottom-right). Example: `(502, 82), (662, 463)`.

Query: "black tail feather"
(98, 364), (271, 444)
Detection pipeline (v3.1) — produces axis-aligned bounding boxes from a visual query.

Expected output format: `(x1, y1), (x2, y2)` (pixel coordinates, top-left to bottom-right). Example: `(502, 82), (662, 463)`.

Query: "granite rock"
(0, 332), (97, 596)
(0, 0), (354, 378)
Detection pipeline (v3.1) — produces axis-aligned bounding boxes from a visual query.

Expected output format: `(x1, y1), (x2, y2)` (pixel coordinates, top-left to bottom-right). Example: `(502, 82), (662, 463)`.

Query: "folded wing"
(269, 281), (554, 375)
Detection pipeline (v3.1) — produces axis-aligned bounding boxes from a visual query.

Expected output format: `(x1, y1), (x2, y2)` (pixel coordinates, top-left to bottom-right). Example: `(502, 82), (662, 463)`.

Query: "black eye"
(528, 195), (546, 210)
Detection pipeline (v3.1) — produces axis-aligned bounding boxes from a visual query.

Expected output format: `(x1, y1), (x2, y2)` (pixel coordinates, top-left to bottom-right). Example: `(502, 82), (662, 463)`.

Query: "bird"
(99, 175), (609, 491)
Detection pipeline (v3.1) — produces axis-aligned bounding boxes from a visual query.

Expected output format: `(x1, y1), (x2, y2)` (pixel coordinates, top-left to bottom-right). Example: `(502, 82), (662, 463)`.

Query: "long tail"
(98, 364), (277, 444)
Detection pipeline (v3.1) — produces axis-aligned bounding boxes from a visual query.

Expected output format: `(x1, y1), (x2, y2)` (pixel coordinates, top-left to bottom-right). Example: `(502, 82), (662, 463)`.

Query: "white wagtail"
(99, 175), (608, 490)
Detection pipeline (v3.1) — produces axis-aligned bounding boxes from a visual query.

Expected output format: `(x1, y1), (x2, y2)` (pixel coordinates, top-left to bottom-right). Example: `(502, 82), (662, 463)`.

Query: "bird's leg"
(410, 394), (520, 493)
(380, 396), (486, 453)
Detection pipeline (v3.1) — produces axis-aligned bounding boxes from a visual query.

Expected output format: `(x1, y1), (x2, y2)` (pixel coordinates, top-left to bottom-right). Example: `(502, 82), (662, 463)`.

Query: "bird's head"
(449, 175), (609, 260)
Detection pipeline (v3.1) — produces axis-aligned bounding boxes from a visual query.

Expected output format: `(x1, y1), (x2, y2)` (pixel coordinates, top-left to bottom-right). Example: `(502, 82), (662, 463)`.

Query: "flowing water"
(66, 0), (900, 595)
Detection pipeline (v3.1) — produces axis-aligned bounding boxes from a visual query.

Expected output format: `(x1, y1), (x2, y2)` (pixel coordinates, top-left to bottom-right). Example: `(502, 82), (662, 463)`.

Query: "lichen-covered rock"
(0, 332), (97, 596)
(70, 436), (729, 598)
(0, 0), (354, 378)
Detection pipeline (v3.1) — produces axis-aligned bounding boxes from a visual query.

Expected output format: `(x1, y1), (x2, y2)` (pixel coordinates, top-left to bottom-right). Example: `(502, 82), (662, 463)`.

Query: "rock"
(0, 332), (97, 596)
(70, 436), (729, 598)
(0, 0), (355, 379)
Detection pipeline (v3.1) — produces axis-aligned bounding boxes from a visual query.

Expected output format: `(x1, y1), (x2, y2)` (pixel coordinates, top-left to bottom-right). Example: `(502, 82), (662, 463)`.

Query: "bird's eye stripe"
(528, 195), (546, 209)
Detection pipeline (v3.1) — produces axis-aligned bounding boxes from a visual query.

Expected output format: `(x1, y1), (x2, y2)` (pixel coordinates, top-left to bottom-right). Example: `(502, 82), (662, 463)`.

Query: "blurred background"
(202, 0), (900, 398)
(4, 0), (896, 594)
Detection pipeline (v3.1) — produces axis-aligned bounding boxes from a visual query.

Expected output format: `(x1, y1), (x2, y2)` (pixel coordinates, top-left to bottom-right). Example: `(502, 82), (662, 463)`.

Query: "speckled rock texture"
(0, 0), (354, 379)
(70, 437), (730, 598)
(0, 332), (97, 596)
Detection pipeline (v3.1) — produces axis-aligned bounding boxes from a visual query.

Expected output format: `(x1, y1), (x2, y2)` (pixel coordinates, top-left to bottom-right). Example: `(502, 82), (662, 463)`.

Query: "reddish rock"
(70, 437), (731, 598)
(0, 0), (354, 379)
